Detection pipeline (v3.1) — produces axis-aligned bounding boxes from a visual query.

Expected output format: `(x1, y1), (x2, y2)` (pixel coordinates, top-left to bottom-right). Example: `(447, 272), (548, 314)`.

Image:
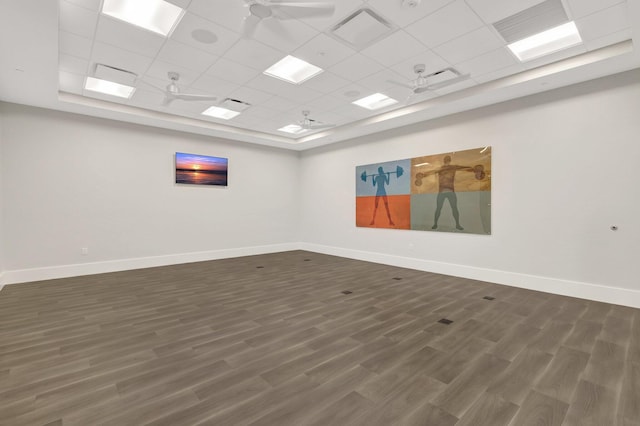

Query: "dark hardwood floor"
(0, 250), (638, 425)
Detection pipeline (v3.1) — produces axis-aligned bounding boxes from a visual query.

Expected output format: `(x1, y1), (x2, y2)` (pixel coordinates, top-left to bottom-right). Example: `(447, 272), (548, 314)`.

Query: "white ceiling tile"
(359, 68), (409, 92)
(246, 74), (324, 103)
(464, 0), (547, 24)
(293, 34), (357, 69)
(433, 26), (505, 64)
(405, 1), (484, 48)
(361, 30), (428, 67)
(328, 53), (386, 82)
(188, 0), (246, 34)
(241, 105), (280, 120)
(367, 0), (455, 27)
(64, 0), (101, 11)
(304, 94), (348, 112)
(227, 86), (274, 105)
(223, 39), (286, 71)
(157, 39), (218, 74)
(59, 53), (89, 75)
(91, 42), (154, 77)
(576, 3), (629, 42)
(584, 28), (632, 51)
(170, 12), (242, 57)
(249, 18), (317, 52)
(299, 0), (367, 32)
(59, 31), (93, 58)
(59, 70), (85, 95)
(59, 1), (99, 38)
(259, 96), (298, 112)
(472, 63), (526, 84)
(204, 58), (260, 86)
(329, 83), (372, 102)
(301, 71), (351, 94)
(565, 0), (625, 20)
(456, 47), (518, 78)
(95, 16), (166, 57)
(391, 51), (452, 79)
(190, 74), (240, 98)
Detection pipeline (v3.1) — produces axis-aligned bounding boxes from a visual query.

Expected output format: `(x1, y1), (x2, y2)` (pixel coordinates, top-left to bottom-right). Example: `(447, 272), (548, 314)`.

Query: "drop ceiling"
(0, 0), (638, 151)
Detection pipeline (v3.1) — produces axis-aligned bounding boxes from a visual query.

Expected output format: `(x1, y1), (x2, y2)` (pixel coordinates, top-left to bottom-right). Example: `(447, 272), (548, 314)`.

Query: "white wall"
(299, 70), (640, 307)
(0, 106), (5, 286)
(0, 104), (300, 282)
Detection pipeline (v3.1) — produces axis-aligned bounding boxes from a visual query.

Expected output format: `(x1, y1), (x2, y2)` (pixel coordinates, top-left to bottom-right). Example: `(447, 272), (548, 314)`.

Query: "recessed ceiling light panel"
(84, 76), (136, 98)
(508, 21), (582, 62)
(263, 55), (323, 85)
(202, 106), (241, 120)
(101, 0), (185, 37)
(352, 93), (398, 110)
(278, 124), (307, 134)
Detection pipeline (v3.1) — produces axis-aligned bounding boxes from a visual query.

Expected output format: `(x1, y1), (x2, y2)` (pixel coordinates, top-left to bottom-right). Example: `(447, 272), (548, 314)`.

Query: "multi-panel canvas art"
(175, 152), (228, 186)
(356, 147), (491, 234)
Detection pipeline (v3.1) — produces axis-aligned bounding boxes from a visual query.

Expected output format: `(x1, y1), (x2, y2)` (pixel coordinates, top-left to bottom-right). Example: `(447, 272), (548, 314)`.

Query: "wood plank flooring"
(0, 250), (639, 425)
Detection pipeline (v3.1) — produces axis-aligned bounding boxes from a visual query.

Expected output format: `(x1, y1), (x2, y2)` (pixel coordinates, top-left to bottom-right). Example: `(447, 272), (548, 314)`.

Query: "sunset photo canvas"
(175, 152), (228, 186)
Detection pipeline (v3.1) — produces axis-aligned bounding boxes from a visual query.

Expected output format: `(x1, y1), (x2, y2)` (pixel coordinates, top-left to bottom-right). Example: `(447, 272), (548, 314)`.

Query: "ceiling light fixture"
(278, 124), (308, 134)
(352, 93), (398, 110)
(263, 55), (323, 85)
(202, 106), (241, 120)
(84, 77), (136, 98)
(101, 0), (185, 37)
(508, 21), (582, 62)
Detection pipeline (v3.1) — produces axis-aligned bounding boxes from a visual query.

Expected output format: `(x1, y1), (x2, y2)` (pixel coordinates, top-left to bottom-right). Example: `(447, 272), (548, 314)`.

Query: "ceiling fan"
(300, 110), (335, 130)
(242, 1), (336, 38)
(388, 64), (471, 95)
(144, 72), (218, 106)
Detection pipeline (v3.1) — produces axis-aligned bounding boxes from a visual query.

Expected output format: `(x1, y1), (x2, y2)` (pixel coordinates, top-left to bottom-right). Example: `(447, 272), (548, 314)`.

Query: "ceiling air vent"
(93, 64), (138, 86)
(330, 8), (395, 49)
(221, 98), (251, 112)
(493, 0), (569, 43)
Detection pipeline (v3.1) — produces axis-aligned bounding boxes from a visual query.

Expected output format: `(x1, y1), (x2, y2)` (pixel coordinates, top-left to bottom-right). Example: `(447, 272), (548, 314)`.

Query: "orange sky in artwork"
(175, 152), (228, 172)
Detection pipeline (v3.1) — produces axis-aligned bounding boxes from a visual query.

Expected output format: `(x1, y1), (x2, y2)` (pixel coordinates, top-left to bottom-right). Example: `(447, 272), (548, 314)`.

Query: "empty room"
(1, 0), (639, 425)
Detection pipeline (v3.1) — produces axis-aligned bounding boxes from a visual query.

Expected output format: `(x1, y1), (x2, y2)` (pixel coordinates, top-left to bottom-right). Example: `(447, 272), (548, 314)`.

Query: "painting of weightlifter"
(412, 148), (491, 234)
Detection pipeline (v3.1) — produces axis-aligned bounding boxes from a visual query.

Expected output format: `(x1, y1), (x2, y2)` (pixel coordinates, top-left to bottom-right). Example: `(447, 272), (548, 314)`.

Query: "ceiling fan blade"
(387, 79), (414, 90)
(414, 86), (431, 94)
(173, 94), (218, 102)
(162, 95), (175, 106)
(270, 2), (335, 19)
(242, 14), (261, 38)
(427, 74), (471, 91)
(138, 79), (166, 93)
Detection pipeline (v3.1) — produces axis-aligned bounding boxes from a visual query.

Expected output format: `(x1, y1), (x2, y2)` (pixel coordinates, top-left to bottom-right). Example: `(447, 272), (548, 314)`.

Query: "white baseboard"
(4, 242), (640, 309)
(300, 243), (640, 309)
(2, 243), (298, 286)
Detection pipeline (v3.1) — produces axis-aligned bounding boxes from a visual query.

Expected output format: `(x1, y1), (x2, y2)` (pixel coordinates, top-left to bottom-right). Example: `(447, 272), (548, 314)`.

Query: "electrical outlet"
(81, 247), (89, 255)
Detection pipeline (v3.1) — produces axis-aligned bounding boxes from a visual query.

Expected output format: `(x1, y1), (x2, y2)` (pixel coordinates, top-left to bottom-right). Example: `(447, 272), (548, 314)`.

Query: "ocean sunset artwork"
(175, 152), (228, 186)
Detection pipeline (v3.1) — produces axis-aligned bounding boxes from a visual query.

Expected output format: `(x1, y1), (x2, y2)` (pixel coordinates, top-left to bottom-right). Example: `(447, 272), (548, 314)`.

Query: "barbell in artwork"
(360, 165), (404, 182)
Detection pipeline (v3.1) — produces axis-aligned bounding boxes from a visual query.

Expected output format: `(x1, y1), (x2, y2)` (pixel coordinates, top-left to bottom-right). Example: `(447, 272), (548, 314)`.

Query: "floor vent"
(483, 296), (496, 300)
(393, 277), (402, 281)
(438, 318), (453, 325)
(341, 290), (353, 295)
